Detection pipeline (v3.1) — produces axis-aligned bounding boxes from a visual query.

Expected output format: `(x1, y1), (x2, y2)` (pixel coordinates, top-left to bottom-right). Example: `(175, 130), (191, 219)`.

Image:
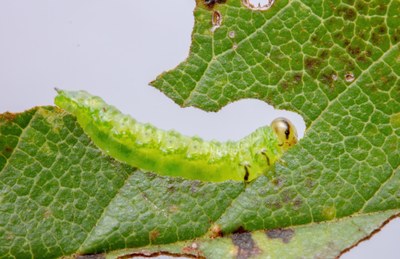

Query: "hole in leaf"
(242, 0), (275, 10)
(211, 11), (222, 32)
(345, 72), (355, 82)
(134, 96), (305, 143)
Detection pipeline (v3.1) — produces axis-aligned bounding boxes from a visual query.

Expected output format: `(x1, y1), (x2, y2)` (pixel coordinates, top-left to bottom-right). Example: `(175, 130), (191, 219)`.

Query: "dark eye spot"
(285, 129), (290, 139)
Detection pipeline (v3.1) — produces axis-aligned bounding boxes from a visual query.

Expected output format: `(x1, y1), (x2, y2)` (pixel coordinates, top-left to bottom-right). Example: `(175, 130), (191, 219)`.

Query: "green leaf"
(0, 107), (133, 258)
(1, 0), (399, 258)
(151, 0), (400, 234)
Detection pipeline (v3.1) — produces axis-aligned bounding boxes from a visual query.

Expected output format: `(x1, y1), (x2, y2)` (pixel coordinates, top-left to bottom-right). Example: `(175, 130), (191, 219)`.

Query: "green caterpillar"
(54, 90), (298, 182)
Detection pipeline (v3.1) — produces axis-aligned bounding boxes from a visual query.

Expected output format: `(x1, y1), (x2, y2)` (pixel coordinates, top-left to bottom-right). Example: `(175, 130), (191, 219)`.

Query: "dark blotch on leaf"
(292, 197), (303, 210)
(293, 73), (302, 82)
(355, 1), (368, 13)
(149, 230), (160, 241)
(265, 198), (283, 209)
(204, 0), (226, 8)
(378, 25), (387, 34)
(3, 146), (13, 154)
(304, 57), (323, 77)
(356, 55), (367, 64)
(321, 73), (335, 87)
(318, 50), (329, 59)
(231, 231), (261, 259)
(336, 6), (356, 21)
(392, 28), (400, 44)
(271, 177), (285, 188)
(347, 46), (361, 56)
(377, 3), (388, 14)
(266, 228), (295, 243)
(233, 226), (247, 234)
(371, 32), (383, 46)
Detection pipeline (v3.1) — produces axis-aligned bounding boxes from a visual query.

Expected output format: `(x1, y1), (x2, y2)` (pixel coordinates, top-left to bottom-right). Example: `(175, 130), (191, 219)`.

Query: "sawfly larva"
(55, 90), (297, 182)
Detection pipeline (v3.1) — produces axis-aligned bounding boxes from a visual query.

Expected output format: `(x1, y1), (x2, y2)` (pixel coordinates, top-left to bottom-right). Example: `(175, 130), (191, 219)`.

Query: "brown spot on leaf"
(43, 209), (52, 219)
(271, 176), (285, 189)
(209, 223), (223, 238)
(266, 228), (295, 243)
(319, 50), (329, 59)
(281, 189), (296, 203)
(371, 32), (384, 46)
(280, 81), (289, 90)
(355, 1), (368, 13)
(149, 229), (160, 241)
(3, 146), (13, 155)
(332, 32), (342, 42)
(356, 55), (367, 64)
(392, 28), (400, 43)
(265, 198), (282, 209)
(293, 73), (302, 82)
(5, 232), (14, 241)
(292, 197), (303, 210)
(321, 73), (335, 88)
(0, 112), (16, 121)
(378, 25), (387, 34)
(231, 231), (261, 259)
(377, 3), (388, 13)
(304, 57), (323, 77)
(169, 205), (180, 213)
(203, 0), (226, 9)
(347, 46), (361, 56)
(336, 6), (356, 21)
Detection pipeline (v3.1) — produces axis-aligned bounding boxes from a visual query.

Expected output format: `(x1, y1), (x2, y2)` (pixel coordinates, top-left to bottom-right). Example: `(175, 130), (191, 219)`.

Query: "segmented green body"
(55, 90), (290, 182)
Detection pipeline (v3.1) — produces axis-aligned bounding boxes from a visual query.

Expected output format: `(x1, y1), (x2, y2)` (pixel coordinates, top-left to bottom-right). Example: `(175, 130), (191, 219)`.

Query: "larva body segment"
(54, 90), (291, 182)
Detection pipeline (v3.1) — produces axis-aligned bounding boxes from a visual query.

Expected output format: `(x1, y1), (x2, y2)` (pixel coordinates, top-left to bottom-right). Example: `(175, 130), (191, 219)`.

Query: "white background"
(0, 1), (398, 258)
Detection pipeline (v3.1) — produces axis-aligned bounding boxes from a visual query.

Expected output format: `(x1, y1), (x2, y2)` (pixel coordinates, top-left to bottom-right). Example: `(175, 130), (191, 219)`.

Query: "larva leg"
(260, 149), (271, 166)
(243, 165), (250, 182)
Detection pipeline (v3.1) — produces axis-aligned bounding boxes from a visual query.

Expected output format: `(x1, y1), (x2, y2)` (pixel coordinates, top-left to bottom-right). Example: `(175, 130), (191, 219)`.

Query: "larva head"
(271, 117), (298, 151)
